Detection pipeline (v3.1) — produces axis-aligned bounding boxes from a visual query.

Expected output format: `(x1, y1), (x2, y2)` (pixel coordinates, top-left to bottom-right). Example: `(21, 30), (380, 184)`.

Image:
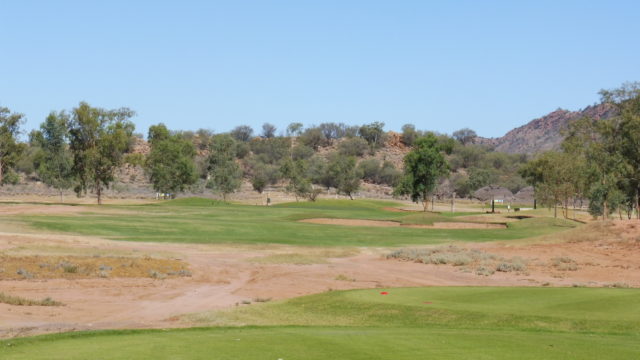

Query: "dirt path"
(1, 220), (638, 338)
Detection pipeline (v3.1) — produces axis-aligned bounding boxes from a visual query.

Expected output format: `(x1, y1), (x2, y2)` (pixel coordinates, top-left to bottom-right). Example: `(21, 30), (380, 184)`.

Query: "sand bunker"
(299, 218), (507, 229)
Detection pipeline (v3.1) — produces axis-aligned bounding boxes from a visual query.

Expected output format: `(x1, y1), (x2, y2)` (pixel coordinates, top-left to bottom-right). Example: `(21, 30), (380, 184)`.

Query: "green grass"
(2, 287), (638, 359)
(18, 198), (577, 246)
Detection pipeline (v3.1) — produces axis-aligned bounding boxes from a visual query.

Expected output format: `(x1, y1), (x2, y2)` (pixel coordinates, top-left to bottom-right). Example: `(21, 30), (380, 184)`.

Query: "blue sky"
(1, 1), (639, 138)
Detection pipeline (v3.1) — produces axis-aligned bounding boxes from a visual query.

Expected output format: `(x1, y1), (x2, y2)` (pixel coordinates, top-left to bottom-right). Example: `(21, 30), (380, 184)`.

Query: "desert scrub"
(0, 292), (63, 306)
(495, 258), (527, 272)
(603, 282), (630, 289)
(0, 255), (189, 280)
(335, 274), (356, 281)
(387, 246), (528, 276)
(252, 297), (272, 303)
(551, 256), (578, 271)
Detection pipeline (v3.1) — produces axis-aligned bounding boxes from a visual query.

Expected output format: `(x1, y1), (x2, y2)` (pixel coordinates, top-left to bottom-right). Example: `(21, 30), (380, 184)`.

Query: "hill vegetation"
(1, 82), (638, 218)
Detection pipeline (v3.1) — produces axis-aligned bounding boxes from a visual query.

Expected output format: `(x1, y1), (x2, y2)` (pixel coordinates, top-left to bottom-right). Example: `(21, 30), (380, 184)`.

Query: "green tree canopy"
(146, 123), (197, 196)
(207, 134), (242, 200)
(395, 134), (449, 211)
(0, 106), (25, 185)
(67, 102), (136, 204)
(31, 111), (74, 201)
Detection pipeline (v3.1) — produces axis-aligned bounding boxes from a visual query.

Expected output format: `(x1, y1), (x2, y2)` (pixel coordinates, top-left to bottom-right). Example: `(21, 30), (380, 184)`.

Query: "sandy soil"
(300, 218), (506, 229)
(0, 205), (638, 339)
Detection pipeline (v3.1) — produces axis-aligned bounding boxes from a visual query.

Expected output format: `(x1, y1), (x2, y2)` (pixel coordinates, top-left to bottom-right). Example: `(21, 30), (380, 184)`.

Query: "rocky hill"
(476, 103), (616, 154)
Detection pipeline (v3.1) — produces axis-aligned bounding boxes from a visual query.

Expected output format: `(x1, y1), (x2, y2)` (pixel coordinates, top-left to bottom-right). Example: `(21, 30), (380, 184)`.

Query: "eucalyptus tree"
(67, 102), (135, 204)
(146, 123), (197, 197)
(394, 134), (449, 211)
(32, 111), (74, 201)
(207, 134), (242, 201)
(0, 106), (25, 185)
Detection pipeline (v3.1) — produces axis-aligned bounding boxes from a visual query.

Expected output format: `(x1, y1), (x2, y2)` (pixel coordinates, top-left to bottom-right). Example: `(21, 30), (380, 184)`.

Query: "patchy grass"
(0, 255), (190, 280)
(3, 287), (638, 359)
(0, 292), (63, 306)
(248, 248), (359, 265)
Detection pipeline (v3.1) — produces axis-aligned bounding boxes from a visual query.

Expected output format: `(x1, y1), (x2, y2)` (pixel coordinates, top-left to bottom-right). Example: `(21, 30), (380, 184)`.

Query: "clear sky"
(1, 0), (639, 138)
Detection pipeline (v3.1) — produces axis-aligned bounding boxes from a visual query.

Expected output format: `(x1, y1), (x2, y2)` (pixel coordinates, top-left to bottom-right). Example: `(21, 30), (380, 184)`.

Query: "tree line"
(520, 82), (640, 220)
(1, 99), (547, 206)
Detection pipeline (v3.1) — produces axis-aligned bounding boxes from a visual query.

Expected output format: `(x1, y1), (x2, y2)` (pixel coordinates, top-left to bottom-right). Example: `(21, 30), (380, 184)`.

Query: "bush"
(338, 138), (368, 157)
(250, 137), (291, 164)
(292, 144), (314, 160)
(299, 127), (328, 149)
(235, 142), (250, 159)
(378, 161), (402, 186)
(358, 159), (381, 182)
(401, 124), (418, 146)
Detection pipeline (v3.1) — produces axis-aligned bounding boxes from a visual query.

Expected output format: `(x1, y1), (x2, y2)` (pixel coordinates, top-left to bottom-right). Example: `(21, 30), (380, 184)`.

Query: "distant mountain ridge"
(476, 103), (617, 154)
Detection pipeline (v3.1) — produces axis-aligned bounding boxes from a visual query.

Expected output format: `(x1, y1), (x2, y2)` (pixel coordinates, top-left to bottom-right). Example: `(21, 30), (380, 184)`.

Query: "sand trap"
(299, 218), (507, 229)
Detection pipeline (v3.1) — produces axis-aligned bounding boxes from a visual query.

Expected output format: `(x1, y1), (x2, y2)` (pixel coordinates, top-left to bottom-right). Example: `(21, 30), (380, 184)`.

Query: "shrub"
(292, 144), (314, 160)
(60, 261), (78, 273)
(338, 137), (369, 157)
(358, 159), (381, 182)
(476, 266), (495, 276)
(253, 297), (272, 303)
(299, 127), (328, 149)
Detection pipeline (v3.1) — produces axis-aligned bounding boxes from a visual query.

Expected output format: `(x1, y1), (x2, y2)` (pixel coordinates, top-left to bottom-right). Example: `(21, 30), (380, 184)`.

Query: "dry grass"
(248, 248), (359, 265)
(0, 292), (63, 306)
(0, 255), (190, 280)
(3, 244), (177, 259)
(386, 245), (528, 276)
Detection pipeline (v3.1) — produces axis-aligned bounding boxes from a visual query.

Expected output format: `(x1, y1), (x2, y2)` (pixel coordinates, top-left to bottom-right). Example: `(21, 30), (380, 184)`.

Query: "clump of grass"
(252, 297), (272, 303)
(168, 269), (192, 277)
(496, 258), (527, 273)
(0, 292), (63, 306)
(16, 268), (33, 279)
(335, 274), (355, 282)
(149, 270), (166, 279)
(551, 256), (578, 271)
(59, 261), (79, 273)
(603, 282), (630, 289)
(475, 266), (495, 276)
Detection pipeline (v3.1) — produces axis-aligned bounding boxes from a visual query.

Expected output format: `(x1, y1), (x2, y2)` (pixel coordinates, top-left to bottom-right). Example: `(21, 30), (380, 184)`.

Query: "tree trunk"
(96, 182), (102, 205)
(636, 188), (640, 220)
(0, 159), (3, 185)
(60, 190), (64, 203)
(554, 201), (557, 218)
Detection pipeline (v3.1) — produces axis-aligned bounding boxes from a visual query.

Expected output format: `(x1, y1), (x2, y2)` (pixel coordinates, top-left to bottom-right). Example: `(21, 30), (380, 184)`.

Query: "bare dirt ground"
(0, 204), (638, 339)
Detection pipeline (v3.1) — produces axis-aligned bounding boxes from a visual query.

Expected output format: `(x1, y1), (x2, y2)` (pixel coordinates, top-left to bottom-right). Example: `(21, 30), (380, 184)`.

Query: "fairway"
(2, 287), (638, 360)
(18, 198), (576, 246)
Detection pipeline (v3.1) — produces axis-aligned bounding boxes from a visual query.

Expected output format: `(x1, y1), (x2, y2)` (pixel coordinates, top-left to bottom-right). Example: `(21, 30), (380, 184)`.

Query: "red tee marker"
(380, 291), (389, 295)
